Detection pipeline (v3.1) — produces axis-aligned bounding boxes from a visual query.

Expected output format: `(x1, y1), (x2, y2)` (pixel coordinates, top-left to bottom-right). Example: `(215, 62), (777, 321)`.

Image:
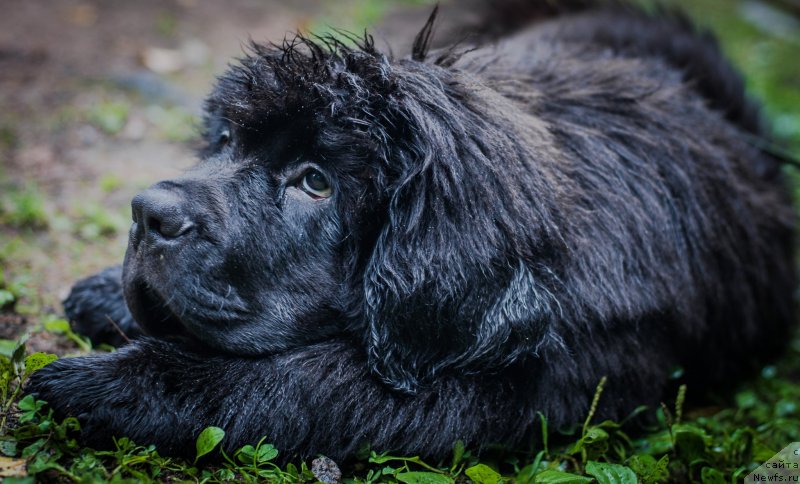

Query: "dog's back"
(440, 2), (761, 135)
(427, 2), (795, 400)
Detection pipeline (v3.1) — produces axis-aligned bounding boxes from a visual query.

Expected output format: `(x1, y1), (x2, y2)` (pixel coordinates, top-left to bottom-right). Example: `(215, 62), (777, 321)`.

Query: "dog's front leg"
(26, 338), (534, 461)
(62, 265), (141, 346)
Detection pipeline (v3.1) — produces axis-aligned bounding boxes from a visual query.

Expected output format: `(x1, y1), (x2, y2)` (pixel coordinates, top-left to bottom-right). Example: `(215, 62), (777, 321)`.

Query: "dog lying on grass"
(29, 2), (795, 460)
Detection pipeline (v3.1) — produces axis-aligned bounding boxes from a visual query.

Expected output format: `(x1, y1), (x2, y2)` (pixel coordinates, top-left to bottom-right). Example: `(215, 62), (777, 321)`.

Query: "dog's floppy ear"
(362, 67), (566, 392)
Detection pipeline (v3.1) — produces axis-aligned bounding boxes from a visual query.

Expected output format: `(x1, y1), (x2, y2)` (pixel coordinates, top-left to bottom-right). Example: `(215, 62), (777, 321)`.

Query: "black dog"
(29, 2), (795, 460)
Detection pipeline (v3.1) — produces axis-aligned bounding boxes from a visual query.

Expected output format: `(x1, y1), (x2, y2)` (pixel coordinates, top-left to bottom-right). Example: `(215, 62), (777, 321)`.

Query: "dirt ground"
(0, 0), (436, 350)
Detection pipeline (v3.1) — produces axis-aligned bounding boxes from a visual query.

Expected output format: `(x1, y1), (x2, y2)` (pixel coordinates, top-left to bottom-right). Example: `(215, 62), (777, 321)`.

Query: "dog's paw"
(25, 354), (138, 448)
(63, 266), (141, 347)
(25, 341), (210, 454)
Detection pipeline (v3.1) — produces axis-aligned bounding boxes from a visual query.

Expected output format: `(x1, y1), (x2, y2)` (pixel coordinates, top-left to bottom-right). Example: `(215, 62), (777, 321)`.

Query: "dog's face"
(122, 32), (562, 392)
(123, 40), (392, 355)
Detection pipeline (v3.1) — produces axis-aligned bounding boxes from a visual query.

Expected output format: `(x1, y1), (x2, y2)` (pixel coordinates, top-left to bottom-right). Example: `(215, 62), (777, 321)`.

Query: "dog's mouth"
(124, 279), (186, 338)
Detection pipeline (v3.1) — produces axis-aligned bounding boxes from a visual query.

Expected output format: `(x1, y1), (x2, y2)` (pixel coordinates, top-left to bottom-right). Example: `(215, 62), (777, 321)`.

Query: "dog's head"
(122, 19), (565, 392)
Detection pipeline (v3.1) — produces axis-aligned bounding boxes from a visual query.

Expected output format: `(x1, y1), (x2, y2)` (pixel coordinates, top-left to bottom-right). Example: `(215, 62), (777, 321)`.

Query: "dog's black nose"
(131, 185), (194, 241)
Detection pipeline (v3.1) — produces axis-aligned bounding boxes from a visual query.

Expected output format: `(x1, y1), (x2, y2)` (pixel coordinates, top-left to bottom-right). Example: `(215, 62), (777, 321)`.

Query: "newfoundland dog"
(29, 1), (796, 460)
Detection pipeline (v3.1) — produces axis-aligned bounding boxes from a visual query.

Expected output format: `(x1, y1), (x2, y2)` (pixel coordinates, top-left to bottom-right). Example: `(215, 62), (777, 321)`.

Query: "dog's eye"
(300, 169), (332, 199)
(218, 128), (231, 146)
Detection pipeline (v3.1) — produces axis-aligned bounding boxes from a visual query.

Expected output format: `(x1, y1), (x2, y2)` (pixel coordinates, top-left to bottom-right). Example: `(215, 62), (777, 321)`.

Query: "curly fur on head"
(30, 2), (795, 461)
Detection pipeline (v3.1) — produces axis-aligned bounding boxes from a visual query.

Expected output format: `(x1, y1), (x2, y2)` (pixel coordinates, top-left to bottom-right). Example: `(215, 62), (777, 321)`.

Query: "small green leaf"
(216, 468), (236, 480)
(369, 452), (402, 464)
(43, 318), (71, 333)
(534, 469), (592, 484)
(0, 438), (17, 456)
(583, 427), (609, 443)
(255, 443), (278, 462)
(355, 441), (372, 461)
(26, 447), (66, 474)
(628, 454), (669, 484)
(585, 461), (637, 484)
(88, 100), (130, 135)
(300, 461), (315, 480)
(700, 466), (726, 484)
(194, 426), (225, 463)
(735, 390), (758, 409)
(367, 453), (443, 473)
(0, 340), (16, 358)
(672, 424), (711, 462)
(776, 399), (797, 417)
(517, 451), (546, 484)
(0, 355), (14, 395)
(569, 426), (610, 458)
(395, 471), (454, 484)
(0, 289), (15, 307)
(237, 444), (256, 463)
(465, 463), (502, 484)
(11, 343), (25, 366)
(17, 394), (38, 412)
(21, 438), (46, 458)
(451, 439), (465, 469)
(23, 353), (57, 378)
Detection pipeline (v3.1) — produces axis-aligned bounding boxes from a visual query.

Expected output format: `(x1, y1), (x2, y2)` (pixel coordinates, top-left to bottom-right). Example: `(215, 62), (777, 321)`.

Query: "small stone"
(67, 4), (98, 27)
(77, 124), (100, 146)
(181, 39), (209, 67)
(141, 47), (184, 74)
(120, 115), (147, 141)
(311, 456), (342, 484)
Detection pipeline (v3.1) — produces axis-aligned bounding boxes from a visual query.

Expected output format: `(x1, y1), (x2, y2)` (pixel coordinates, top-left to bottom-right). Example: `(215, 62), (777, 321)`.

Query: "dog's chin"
(121, 252), (182, 337)
(122, 274), (186, 339)
(121, 232), (197, 340)
(122, 255), (257, 353)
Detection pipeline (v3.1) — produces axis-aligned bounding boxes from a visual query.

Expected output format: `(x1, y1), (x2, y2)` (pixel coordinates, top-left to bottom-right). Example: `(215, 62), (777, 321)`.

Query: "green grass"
(0, 336), (799, 482)
(144, 105), (199, 142)
(87, 100), (131, 136)
(305, 0), (435, 40)
(73, 203), (127, 241)
(0, 183), (49, 230)
(675, 0), (800, 158)
(0, 267), (30, 312)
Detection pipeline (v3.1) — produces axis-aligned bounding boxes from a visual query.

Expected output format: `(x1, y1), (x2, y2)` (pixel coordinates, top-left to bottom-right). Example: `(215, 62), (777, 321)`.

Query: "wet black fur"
(29, 2), (795, 461)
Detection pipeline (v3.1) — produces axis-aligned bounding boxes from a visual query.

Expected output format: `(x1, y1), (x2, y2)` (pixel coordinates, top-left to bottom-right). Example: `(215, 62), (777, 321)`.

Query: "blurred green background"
(678, 0), (800, 156)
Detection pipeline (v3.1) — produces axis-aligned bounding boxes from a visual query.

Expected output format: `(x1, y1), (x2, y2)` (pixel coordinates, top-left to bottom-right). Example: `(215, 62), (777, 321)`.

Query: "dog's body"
(30, 3), (795, 460)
